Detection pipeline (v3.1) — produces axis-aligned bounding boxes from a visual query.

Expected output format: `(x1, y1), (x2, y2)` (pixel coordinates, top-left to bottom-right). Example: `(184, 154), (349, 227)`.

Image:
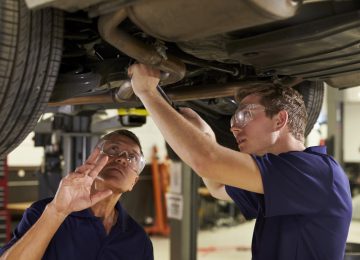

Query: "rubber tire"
(0, 0), (63, 157)
(293, 81), (324, 137)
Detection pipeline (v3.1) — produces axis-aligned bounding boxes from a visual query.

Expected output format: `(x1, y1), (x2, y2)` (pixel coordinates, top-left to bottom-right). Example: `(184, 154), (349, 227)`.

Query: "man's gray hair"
(101, 129), (143, 155)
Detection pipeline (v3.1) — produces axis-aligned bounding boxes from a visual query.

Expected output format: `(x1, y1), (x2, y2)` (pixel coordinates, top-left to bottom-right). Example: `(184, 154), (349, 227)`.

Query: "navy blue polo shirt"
(0, 198), (153, 260)
(225, 146), (352, 260)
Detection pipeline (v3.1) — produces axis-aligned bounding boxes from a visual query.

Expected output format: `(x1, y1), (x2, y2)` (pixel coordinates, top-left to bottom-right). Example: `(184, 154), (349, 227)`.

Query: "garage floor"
(151, 219), (360, 260)
(151, 220), (254, 260)
(6, 216), (360, 259)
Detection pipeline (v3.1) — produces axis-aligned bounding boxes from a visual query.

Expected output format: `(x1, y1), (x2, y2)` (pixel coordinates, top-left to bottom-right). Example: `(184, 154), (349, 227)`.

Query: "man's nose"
(230, 125), (242, 135)
(115, 155), (128, 166)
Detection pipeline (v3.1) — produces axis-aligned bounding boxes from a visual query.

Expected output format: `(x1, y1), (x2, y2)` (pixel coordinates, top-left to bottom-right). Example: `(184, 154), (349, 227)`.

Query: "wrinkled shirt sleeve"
(225, 185), (261, 220)
(253, 152), (332, 217)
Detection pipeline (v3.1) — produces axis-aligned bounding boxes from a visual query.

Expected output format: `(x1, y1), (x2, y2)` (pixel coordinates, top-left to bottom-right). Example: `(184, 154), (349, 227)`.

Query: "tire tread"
(0, 0), (63, 157)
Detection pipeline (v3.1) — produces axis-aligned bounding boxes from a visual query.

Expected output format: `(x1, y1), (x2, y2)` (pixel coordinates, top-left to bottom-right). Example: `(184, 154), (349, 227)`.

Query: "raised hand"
(49, 148), (113, 216)
(128, 63), (160, 97)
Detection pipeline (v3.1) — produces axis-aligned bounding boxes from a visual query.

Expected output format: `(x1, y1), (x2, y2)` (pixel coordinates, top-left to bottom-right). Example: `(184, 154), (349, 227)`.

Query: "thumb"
(90, 189), (113, 205)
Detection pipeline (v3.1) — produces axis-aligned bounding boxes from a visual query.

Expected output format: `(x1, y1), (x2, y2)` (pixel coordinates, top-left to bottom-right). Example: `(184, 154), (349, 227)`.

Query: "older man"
(0, 129), (153, 260)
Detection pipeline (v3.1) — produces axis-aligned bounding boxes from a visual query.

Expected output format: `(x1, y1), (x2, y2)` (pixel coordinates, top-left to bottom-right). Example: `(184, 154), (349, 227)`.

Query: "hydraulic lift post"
(169, 161), (199, 260)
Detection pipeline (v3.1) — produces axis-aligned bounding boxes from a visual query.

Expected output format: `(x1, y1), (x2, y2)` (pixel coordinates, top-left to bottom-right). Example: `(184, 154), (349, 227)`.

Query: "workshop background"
(2, 86), (360, 260)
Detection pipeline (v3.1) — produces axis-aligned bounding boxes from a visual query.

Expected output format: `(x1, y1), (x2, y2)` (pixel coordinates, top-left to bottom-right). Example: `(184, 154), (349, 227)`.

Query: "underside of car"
(1, 0), (360, 156)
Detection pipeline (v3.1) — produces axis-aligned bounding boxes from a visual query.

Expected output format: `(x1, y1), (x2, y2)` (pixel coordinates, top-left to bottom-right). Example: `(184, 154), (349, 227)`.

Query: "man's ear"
(274, 110), (288, 130)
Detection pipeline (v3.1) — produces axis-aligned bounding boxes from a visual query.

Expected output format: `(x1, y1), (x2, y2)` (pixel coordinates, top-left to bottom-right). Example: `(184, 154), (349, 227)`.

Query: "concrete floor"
(151, 219), (360, 260)
(151, 220), (254, 260)
(150, 195), (360, 259)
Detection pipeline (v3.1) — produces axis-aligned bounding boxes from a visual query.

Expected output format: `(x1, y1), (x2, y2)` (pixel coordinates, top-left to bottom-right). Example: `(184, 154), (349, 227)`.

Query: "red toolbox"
(0, 158), (11, 246)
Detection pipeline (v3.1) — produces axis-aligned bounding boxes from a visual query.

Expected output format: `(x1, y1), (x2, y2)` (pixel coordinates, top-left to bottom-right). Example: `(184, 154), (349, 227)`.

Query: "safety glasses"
(97, 140), (146, 174)
(230, 104), (267, 129)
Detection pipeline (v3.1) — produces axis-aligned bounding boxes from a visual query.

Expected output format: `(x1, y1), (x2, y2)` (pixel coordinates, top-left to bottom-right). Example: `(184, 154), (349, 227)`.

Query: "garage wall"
(7, 133), (44, 166)
(343, 86), (360, 163)
(128, 116), (167, 163)
(344, 102), (360, 163)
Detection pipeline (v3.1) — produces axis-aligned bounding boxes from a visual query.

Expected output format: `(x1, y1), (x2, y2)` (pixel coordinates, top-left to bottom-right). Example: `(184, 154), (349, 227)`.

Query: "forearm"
(139, 92), (216, 173)
(138, 91), (263, 193)
(1, 203), (67, 260)
(130, 64), (262, 193)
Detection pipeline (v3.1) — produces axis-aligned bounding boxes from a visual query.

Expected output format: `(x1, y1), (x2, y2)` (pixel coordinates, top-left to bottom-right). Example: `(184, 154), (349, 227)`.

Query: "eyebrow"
(106, 140), (141, 155)
(128, 149), (141, 156)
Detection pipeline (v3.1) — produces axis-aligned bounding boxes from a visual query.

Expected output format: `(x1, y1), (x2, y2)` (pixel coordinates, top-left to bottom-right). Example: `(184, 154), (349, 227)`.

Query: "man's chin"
(238, 144), (248, 153)
(95, 178), (126, 194)
(238, 145), (257, 155)
(100, 168), (124, 178)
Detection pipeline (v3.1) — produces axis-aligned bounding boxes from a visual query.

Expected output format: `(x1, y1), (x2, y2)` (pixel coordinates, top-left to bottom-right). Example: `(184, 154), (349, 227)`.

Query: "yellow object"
(7, 202), (33, 214)
(117, 108), (148, 116)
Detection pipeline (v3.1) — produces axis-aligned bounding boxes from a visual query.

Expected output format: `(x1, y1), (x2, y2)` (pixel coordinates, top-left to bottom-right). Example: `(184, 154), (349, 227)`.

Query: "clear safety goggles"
(230, 104), (267, 129)
(97, 140), (146, 174)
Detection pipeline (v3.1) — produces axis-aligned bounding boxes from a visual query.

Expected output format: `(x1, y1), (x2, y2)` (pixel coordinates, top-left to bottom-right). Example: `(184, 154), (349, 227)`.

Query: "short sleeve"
(143, 236), (154, 260)
(225, 185), (261, 220)
(0, 200), (48, 255)
(253, 152), (332, 217)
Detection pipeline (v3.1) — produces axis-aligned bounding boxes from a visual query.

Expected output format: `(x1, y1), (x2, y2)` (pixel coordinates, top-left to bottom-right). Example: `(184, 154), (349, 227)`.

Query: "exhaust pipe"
(98, 8), (186, 88)
(48, 79), (269, 106)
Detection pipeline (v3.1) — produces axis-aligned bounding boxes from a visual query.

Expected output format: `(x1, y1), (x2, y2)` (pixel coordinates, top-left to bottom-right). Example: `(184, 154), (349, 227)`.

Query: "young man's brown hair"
(235, 84), (307, 143)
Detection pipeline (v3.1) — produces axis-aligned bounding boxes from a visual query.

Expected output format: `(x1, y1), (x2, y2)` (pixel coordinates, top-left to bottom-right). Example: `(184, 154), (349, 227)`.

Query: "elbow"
(206, 188), (222, 200)
(0, 252), (8, 260)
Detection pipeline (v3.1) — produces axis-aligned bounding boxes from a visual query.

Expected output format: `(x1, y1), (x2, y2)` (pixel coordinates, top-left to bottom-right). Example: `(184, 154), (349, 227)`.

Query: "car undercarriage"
(1, 0), (359, 156)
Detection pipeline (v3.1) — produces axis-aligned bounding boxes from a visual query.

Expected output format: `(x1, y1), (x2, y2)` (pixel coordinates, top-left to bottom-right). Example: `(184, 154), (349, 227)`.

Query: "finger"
(88, 155), (108, 178)
(74, 169), (91, 178)
(91, 189), (113, 205)
(69, 171), (85, 178)
(85, 148), (100, 164)
(74, 164), (94, 174)
(70, 151), (98, 176)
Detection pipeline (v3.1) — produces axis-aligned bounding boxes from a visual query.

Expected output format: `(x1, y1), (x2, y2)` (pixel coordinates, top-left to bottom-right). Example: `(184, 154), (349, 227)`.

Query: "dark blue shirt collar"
(70, 201), (128, 232)
(304, 145), (327, 154)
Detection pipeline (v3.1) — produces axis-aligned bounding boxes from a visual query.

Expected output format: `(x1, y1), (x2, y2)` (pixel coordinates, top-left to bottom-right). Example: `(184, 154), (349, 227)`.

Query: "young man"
(0, 130), (153, 260)
(128, 64), (352, 259)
